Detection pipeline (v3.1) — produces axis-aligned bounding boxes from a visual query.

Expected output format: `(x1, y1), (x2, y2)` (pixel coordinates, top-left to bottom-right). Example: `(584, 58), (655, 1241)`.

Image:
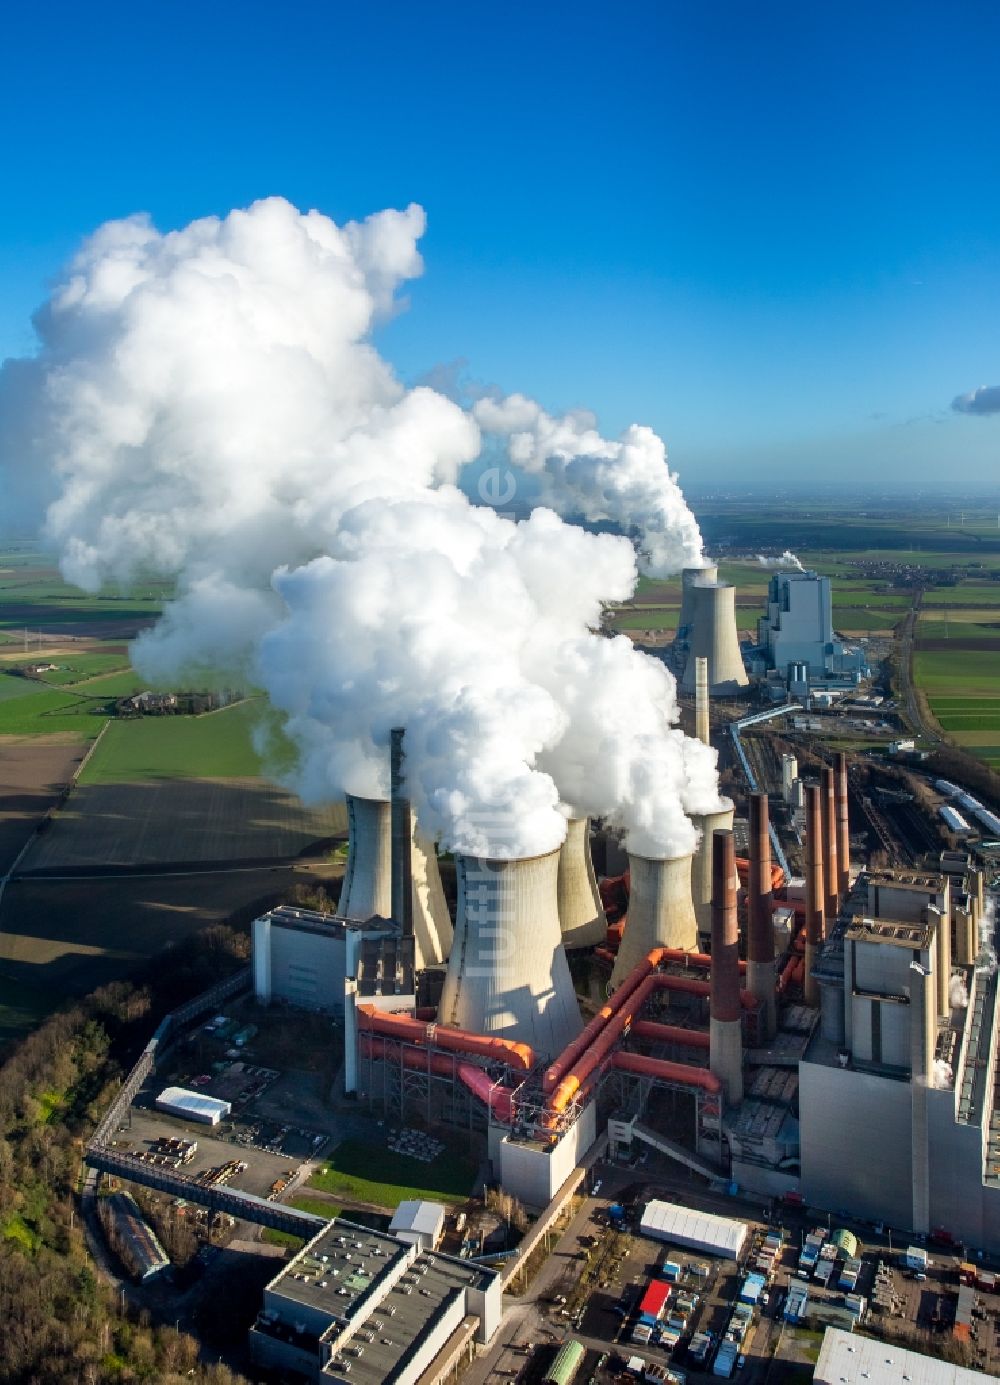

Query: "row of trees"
(0, 926), (253, 1384)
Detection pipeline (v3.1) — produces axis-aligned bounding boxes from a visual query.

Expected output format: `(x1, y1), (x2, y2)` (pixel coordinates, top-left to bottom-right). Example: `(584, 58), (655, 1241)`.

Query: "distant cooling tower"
(611, 851), (698, 989)
(340, 793), (452, 967)
(557, 817), (607, 949)
(691, 802), (735, 938)
(678, 563), (719, 634)
(681, 584), (748, 695)
(438, 848), (583, 1059)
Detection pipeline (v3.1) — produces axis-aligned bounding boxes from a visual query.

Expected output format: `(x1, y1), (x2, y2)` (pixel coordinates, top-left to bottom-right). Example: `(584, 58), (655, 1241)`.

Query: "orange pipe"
(631, 1019), (711, 1050)
(612, 1050), (722, 1095)
(456, 1063), (517, 1122)
(356, 1003), (535, 1072)
(543, 949), (663, 1093)
(360, 1035), (456, 1076)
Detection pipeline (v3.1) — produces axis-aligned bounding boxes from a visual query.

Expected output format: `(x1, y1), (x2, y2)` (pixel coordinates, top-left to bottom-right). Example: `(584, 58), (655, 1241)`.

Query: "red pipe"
(359, 1039), (518, 1122)
(456, 1063), (517, 1122)
(631, 1019), (711, 1050)
(356, 1003), (535, 1072)
(612, 1050), (722, 1095)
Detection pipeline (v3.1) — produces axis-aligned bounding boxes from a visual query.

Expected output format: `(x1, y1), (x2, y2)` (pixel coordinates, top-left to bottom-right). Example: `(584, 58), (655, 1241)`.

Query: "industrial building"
(800, 848), (1000, 1249)
(249, 1216), (501, 1384)
(638, 1200), (748, 1259)
(814, 1326), (998, 1385)
(754, 569), (865, 685)
(154, 1085), (231, 1126)
(388, 1200), (445, 1251)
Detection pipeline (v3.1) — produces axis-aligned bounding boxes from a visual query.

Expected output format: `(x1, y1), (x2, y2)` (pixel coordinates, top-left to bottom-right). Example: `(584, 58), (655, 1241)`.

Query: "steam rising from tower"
(0, 195), (719, 870)
(681, 584), (748, 695)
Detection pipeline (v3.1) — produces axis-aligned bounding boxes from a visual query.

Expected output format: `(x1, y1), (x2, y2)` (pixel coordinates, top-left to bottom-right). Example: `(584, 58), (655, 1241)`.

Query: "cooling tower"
(691, 802), (735, 939)
(557, 817), (607, 949)
(681, 584), (748, 695)
(611, 850), (698, 989)
(709, 829), (743, 1104)
(340, 792), (452, 966)
(804, 784), (825, 1006)
(438, 847), (582, 1060)
(747, 792), (777, 1041)
(678, 563), (719, 634)
(340, 795), (393, 922)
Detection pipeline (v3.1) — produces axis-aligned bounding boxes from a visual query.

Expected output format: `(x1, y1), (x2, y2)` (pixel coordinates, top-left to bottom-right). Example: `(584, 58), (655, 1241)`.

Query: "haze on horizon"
(1, 1), (998, 491)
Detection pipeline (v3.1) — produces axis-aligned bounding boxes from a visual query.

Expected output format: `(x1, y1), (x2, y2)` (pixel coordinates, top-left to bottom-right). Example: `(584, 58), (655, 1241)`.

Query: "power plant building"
(250, 1217), (501, 1383)
(757, 571), (864, 681)
(799, 862), (1000, 1251)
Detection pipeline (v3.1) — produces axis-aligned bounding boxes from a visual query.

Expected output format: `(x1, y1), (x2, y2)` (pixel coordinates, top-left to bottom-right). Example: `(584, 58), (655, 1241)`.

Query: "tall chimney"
(834, 751), (851, 898)
(821, 763), (840, 924)
(747, 792), (777, 1041)
(804, 784), (825, 1006)
(695, 656), (710, 746)
(390, 728), (414, 939)
(709, 829), (743, 1104)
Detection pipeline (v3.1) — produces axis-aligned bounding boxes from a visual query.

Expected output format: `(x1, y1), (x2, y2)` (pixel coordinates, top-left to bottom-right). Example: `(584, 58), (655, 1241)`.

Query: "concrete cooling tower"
(438, 847), (583, 1060)
(340, 792), (452, 967)
(610, 850), (698, 989)
(557, 817), (607, 949)
(681, 583), (748, 695)
(691, 802), (735, 939)
(678, 563), (719, 634)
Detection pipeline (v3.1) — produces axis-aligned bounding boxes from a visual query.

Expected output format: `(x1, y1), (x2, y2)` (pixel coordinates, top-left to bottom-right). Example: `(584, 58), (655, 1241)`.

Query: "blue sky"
(2, 0), (998, 490)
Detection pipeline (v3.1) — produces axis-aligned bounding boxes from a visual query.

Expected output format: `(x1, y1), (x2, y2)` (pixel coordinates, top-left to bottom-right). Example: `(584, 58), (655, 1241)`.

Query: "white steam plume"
(949, 974), (969, 1009)
(474, 393), (704, 577)
(0, 196), (714, 858)
(932, 1058), (953, 1089)
(756, 550), (804, 570)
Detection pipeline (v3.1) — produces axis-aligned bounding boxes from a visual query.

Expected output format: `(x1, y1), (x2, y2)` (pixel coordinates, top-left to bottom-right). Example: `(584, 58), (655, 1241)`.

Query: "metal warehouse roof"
(815, 1326), (997, 1385)
(639, 1200), (748, 1259)
(389, 1199), (445, 1239)
(155, 1086), (232, 1122)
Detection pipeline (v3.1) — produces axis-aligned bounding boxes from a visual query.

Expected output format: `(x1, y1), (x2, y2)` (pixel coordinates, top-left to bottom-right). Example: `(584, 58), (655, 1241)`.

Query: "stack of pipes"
(747, 792), (777, 1041)
(804, 783), (825, 1006)
(709, 828), (744, 1104)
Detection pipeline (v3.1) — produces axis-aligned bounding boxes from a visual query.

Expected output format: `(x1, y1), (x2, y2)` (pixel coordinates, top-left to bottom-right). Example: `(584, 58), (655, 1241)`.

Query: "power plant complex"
(247, 559), (1000, 1256)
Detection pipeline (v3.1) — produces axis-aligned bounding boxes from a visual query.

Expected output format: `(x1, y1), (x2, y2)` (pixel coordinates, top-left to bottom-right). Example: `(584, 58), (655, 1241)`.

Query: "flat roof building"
(155, 1086), (231, 1126)
(815, 1326), (996, 1385)
(249, 1216), (501, 1384)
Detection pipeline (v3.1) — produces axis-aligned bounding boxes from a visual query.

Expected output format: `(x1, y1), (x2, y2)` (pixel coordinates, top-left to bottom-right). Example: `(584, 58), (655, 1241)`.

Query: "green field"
(832, 609), (900, 631)
(0, 673), (50, 703)
(913, 651), (1000, 693)
(78, 700), (268, 782)
(307, 1137), (476, 1209)
(0, 687), (111, 739)
(922, 585), (1000, 605)
(609, 607), (680, 630)
(27, 652), (133, 685)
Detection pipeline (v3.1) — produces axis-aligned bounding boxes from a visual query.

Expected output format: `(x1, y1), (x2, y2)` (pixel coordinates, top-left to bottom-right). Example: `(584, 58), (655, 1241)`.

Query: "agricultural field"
(923, 584), (1000, 605)
(78, 699), (275, 782)
(22, 776), (346, 870)
(0, 863), (338, 1016)
(308, 1136), (477, 1210)
(0, 740), (86, 870)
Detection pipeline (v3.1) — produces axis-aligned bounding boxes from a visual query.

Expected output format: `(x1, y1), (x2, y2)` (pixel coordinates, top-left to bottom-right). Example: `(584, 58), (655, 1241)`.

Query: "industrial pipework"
(557, 817), (607, 949)
(709, 829), (743, 1105)
(611, 850), (698, 989)
(747, 792), (777, 1041)
(804, 784), (826, 1006)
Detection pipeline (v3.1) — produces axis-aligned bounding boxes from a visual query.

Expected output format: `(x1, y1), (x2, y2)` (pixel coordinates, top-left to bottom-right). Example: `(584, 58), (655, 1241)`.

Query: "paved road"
(896, 588), (942, 746)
